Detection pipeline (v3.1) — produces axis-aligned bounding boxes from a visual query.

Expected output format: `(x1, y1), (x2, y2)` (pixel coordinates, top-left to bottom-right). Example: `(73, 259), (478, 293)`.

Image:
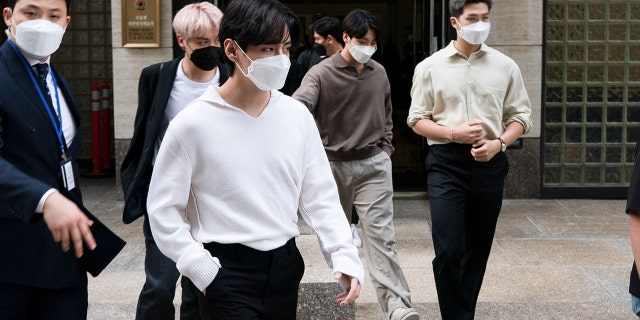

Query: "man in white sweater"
(146, 0), (364, 318)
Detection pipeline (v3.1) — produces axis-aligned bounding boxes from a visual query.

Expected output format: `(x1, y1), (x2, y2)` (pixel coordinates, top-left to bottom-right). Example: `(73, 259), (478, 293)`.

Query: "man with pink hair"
(120, 2), (227, 319)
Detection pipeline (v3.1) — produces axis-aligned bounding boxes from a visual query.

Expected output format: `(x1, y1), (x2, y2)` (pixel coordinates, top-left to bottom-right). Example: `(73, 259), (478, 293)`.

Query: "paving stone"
(77, 177), (635, 319)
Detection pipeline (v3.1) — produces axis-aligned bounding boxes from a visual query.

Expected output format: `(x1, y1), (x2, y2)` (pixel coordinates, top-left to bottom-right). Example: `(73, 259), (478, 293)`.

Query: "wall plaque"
(122, 0), (160, 47)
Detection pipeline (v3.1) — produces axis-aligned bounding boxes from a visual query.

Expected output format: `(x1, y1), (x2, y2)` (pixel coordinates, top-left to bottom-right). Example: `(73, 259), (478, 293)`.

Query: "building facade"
(11, 0), (634, 199)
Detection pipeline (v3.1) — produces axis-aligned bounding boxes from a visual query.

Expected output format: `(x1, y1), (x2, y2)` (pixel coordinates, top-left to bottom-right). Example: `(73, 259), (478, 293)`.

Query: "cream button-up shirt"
(407, 41), (532, 145)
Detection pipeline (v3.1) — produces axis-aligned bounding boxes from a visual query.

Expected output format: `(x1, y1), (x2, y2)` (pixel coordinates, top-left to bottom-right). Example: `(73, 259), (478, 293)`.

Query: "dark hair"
(219, 0), (301, 76)
(311, 16), (343, 46)
(7, 0), (70, 10)
(449, 0), (492, 18)
(342, 9), (380, 41)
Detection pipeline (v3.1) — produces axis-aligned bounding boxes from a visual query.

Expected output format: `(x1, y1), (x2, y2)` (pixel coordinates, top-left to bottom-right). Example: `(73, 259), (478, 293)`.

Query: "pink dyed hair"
(172, 2), (223, 40)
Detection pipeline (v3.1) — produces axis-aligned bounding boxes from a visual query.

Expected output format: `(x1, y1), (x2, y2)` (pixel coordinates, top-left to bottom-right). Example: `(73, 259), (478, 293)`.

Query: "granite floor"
(79, 177), (635, 320)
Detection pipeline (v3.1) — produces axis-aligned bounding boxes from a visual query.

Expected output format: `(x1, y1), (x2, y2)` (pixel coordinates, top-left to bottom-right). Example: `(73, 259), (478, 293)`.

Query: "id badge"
(60, 158), (76, 190)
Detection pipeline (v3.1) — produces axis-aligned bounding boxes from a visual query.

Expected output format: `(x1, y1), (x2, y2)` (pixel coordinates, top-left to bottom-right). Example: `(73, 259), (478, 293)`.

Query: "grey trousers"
(330, 151), (413, 319)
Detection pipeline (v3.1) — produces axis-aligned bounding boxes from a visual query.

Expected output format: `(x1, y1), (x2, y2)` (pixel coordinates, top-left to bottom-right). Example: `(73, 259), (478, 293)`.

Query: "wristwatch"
(498, 137), (507, 152)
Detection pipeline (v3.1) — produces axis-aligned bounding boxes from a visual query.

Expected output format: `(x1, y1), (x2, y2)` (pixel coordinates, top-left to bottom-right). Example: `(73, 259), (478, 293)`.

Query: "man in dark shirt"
(628, 140), (640, 317)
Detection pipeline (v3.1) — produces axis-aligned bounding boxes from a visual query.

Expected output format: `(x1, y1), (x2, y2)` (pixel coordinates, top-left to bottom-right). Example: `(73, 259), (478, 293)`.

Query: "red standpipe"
(91, 81), (102, 173)
(101, 80), (112, 171)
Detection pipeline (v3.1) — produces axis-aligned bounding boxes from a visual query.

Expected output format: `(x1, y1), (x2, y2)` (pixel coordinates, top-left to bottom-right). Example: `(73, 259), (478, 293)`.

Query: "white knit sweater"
(147, 87), (365, 291)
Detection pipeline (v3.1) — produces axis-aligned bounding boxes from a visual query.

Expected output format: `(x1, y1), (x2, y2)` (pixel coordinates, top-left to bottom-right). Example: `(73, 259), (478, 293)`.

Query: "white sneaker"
(390, 307), (420, 320)
(351, 224), (362, 247)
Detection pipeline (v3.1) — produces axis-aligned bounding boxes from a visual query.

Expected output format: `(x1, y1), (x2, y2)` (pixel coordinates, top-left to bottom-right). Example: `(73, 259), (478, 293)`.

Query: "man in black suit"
(0, 0), (96, 318)
(120, 2), (228, 319)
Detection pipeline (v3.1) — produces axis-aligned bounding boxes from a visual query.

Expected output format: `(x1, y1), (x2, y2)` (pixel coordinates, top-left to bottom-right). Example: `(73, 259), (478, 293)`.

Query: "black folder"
(77, 209), (127, 277)
(63, 190), (127, 277)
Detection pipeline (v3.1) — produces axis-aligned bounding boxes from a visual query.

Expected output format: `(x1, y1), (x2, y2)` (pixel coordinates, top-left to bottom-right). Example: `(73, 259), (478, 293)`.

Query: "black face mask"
(313, 42), (327, 57)
(188, 45), (221, 71)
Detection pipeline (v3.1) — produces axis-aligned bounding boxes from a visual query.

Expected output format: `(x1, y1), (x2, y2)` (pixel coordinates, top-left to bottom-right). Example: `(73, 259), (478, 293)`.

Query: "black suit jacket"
(121, 58), (228, 224)
(0, 40), (88, 288)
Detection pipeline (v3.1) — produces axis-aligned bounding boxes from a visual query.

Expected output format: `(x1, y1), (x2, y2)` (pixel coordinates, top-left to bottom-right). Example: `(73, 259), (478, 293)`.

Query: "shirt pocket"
(475, 84), (507, 121)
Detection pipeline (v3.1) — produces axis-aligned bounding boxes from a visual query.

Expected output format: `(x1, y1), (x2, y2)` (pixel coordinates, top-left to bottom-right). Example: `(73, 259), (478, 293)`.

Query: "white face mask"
(455, 19), (490, 45)
(11, 19), (66, 60)
(234, 41), (291, 91)
(348, 37), (376, 64)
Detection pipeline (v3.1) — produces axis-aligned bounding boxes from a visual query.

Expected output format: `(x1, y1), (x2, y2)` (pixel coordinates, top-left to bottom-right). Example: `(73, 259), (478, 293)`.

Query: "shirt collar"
(331, 51), (375, 70)
(28, 57), (51, 67)
(444, 40), (491, 58)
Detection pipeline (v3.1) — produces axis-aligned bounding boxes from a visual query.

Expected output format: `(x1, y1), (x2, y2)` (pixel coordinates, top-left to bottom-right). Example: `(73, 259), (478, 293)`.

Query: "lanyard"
(7, 39), (67, 160)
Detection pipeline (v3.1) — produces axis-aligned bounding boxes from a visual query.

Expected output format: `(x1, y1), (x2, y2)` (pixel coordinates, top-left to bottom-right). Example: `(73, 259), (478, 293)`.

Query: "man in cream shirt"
(407, 0), (531, 319)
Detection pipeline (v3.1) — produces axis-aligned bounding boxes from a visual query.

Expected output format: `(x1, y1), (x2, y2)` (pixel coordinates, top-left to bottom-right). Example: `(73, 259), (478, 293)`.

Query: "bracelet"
(449, 127), (454, 142)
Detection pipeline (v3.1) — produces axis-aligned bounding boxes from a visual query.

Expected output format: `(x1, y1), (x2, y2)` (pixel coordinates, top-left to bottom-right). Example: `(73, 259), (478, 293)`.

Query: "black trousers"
(136, 216), (199, 320)
(425, 143), (508, 320)
(184, 238), (305, 320)
(0, 282), (87, 320)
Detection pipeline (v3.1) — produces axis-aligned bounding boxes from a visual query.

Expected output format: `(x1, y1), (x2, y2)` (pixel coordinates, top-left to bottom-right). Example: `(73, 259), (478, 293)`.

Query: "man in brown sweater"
(293, 8), (419, 320)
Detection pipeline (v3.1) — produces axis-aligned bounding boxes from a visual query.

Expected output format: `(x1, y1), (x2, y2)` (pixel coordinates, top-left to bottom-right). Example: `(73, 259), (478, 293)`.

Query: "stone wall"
(110, 1), (544, 198)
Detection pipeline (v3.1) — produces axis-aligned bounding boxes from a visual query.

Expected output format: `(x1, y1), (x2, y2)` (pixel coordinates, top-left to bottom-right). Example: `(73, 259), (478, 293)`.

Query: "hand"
(334, 272), (360, 307)
(42, 191), (96, 258)
(452, 120), (483, 144)
(470, 139), (501, 162)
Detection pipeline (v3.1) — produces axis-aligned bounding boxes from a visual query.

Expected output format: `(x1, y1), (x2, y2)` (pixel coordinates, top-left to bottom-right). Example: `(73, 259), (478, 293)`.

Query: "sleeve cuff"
(331, 254), (365, 287)
(176, 246), (221, 292)
(36, 188), (58, 213)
